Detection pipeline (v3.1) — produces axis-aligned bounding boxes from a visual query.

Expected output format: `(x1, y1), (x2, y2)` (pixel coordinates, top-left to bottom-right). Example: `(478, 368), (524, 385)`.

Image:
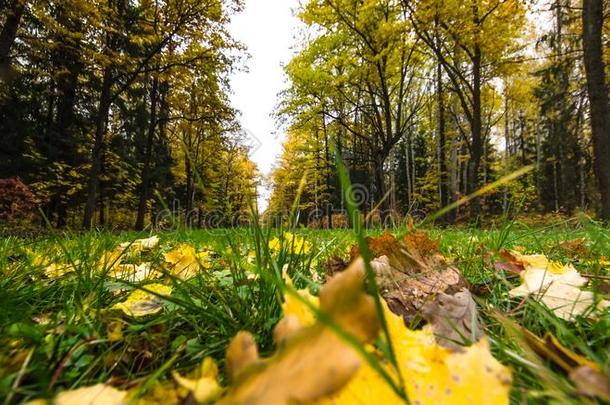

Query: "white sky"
(228, 0), (302, 211)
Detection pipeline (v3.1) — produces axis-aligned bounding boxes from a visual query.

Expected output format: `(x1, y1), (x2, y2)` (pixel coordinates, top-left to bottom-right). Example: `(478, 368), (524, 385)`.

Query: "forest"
(268, 0), (610, 226)
(1, 0), (258, 231)
(0, 0), (609, 230)
(1, 1), (610, 404)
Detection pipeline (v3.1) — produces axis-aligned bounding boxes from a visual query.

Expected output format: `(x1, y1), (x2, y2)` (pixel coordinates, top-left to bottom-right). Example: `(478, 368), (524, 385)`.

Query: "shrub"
(0, 177), (40, 222)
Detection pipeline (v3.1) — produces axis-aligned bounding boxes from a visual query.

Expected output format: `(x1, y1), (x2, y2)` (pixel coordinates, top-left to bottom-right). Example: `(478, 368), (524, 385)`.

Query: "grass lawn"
(1, 218), (609, 403)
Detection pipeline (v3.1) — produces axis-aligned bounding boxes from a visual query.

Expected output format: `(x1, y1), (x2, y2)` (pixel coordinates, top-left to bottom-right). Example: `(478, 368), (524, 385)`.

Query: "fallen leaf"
(44, 262), (77, 279)
(421, 288), (482, 350)
(99, 249), (125, 272)
(521, 328), (600, 372)
(557, 239), (589, 258)
(323, 255), (349, 278)
(569, 365), (610, 402)
(509, 254), (609, 320)
(172, 357), (223, 403)
(107, 321), (124, 342)
(119, 235), (160, 252)
(52, 384), (126, 405)
(164, 244), (209, 280)
(276, 259), (511, 404)
(269, 232), (312, 255)
(110, 262), (160, 282)
(111, 284), (172, 317)
(281, 278), (319, 327)
(217, 259), (379, 404)
(351, 231), (468, 324)
(325, 301), (511, 405)
(130, 383), (188, 405)
(225, 331), (260, 381)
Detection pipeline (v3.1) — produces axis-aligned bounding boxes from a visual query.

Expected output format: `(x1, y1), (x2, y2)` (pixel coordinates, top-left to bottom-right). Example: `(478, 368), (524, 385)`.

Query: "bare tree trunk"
(468, 44), (483, 217)
(503, 96), (510, 211)
(582, 0), (610, 220)
(322, 113), (333, 229)
(83, 0), (126, 229)
(437, 61), (449, 215)
(135, 75), (159, 230)
(82, 67), (112, 229)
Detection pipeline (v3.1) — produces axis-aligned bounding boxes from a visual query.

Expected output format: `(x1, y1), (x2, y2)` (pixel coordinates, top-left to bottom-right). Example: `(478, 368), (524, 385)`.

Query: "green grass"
(0, 218), (609, 403)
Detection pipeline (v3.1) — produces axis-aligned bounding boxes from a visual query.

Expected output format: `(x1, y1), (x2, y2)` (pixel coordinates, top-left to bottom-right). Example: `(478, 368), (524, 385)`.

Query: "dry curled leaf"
(520, 328), (610, 401)
(569, 365), (610, 402)
(350, 231), (468, 324)
(521, 328), (600, 373)
(421, 288), (482, 351)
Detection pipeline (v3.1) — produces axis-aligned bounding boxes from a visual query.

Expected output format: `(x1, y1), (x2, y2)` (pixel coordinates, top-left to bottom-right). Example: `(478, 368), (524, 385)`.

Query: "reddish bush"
(0, 177), (39, 222)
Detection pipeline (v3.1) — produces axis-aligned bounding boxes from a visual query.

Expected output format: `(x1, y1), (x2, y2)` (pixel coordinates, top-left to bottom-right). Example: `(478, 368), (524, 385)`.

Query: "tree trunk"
(582, 0), (610, 220)
(135, 75), (159, 230)
(82, 67), (112, 229)
(436, 61), (450, 219)
(0, 0), (25, 78)
(53, 11), (83, 228)
(468, 44), (483, 216)
(322, 113), (333, 229)
(82, 0), (125, 229)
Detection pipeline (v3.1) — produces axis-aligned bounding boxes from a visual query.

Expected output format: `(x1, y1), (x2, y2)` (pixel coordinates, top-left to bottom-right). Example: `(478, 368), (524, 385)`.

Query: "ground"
(0, 218), (609, 403)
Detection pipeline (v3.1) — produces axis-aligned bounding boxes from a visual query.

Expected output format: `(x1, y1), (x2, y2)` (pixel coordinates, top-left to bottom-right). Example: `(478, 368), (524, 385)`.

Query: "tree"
(582, 0), (610, 220)
(0, 0), (253, 230)
(282, 0), (426, 223)
(404, 0), (527, 215)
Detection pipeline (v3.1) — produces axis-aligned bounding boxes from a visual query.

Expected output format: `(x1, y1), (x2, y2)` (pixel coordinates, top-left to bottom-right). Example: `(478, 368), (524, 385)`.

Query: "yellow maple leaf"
(163, 244), (210, 280)
(281, 274), (319, 327)
(217, 261), (379, 404)
(44, 262), (78, 279)
(99, 248), (125, 272)
(282, 261), (512, 405)
(509, 251), (565, 274)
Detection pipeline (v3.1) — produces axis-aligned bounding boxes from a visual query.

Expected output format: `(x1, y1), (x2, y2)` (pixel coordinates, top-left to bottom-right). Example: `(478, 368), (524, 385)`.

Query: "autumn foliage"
(0, 177), (40, 222)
